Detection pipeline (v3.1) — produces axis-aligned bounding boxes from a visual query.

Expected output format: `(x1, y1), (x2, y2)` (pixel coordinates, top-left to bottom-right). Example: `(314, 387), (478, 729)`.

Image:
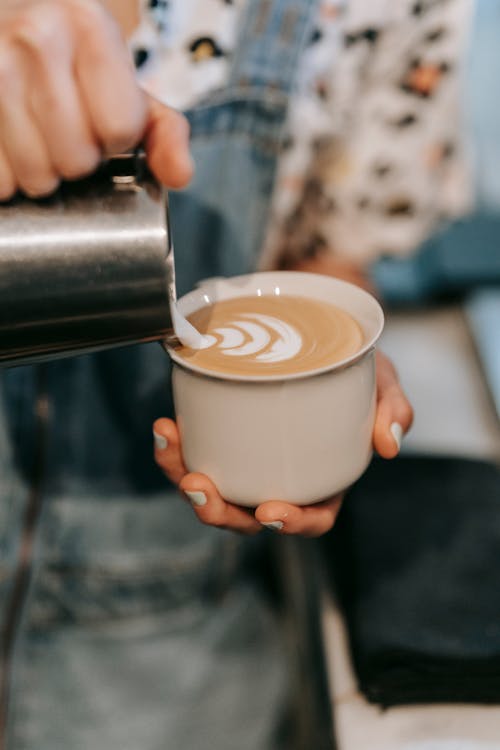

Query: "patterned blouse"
(130, 0), (472, 268)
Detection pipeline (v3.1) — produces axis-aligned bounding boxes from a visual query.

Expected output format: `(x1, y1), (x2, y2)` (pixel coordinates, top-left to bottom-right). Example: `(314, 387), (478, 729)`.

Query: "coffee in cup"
(173, 295), (365, 378)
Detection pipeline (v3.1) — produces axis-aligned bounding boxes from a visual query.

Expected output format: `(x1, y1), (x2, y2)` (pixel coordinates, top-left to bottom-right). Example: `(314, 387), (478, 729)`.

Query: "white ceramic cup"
(168, 271), (384, 507)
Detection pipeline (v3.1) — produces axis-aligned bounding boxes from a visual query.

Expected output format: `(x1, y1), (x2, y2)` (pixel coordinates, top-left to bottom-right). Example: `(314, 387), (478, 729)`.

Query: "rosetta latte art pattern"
(201, 313), (303, 364)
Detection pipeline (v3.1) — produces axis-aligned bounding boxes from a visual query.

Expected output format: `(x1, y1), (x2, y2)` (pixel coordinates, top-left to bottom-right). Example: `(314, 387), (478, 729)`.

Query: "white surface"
(323, 307), (500, 750)
(382, 307), (500, 460)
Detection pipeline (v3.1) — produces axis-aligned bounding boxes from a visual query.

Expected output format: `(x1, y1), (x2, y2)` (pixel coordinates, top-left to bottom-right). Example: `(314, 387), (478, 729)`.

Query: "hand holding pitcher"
(0, 0), (193, 200)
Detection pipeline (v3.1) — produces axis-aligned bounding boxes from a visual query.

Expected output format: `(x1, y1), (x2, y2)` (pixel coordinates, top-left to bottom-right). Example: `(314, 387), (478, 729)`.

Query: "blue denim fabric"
(0, 2), (318, 748)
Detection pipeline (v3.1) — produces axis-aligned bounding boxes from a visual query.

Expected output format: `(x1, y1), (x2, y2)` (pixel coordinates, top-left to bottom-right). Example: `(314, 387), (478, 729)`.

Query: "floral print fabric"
(131, 0), (472, 266)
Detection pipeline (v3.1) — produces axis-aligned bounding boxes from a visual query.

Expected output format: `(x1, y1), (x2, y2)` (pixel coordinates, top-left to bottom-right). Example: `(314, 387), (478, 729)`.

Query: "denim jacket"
(0, 2), (317, 749)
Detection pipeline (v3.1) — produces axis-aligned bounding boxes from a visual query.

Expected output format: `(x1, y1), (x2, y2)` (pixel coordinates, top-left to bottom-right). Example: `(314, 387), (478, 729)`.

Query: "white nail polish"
(185, 490), (207, 507)
(262, 521), (284, 532)
(390, 422), (403, 451)
(153, 431), (168, 451)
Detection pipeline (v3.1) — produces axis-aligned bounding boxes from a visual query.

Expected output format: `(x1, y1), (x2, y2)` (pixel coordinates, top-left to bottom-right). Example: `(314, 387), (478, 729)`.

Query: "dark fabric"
(323, 455), (500, 707)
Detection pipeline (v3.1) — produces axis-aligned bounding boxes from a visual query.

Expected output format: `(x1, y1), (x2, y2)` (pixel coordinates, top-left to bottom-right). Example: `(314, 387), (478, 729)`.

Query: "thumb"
(143, 95), (194, 190)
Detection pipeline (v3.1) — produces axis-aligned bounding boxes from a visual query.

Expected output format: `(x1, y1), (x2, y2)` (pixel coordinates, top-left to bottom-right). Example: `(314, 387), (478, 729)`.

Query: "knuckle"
(10, 5), (67, 55)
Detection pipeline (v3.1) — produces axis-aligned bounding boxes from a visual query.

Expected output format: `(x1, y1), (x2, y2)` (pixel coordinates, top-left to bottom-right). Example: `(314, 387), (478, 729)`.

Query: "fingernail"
(262, 521), (284, 532)
(185, 490), (207, 507)
(153, 431), (168, 451)
(390, 422), (403, 451)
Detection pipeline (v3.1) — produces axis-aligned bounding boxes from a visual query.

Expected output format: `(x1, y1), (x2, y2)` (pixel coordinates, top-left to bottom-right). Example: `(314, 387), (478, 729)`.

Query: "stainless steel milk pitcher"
(0, 153), (174, 367)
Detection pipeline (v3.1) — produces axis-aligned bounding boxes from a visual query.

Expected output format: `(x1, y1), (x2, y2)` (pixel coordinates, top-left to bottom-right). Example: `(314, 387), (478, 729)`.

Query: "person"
(0, 1), (413, 748)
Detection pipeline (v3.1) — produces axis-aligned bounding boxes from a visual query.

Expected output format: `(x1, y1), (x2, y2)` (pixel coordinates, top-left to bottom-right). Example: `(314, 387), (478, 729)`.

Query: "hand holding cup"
(154, 272), (413, 537)
(154, 351), (412, 536)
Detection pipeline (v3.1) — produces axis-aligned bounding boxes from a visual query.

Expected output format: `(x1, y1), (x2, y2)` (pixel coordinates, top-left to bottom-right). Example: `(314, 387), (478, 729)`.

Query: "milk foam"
(208, 313), (302, 363)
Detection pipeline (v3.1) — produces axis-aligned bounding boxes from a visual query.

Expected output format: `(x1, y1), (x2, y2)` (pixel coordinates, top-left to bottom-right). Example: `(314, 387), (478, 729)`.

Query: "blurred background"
(285, 2), (500, 749)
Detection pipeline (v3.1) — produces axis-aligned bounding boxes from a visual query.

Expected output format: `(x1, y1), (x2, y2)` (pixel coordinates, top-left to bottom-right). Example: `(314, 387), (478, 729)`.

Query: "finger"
(9, 1), (100, 181)
(153, 418), (187, 485)
(20, 34), (100, 180)
(179, 473), (262, 535)
(255, 495), (344, 538)
(0, 144), (16, 201)
(373, 352), (414, 459)
(0, 44), (58, 196)
(74, 3), (147, 154)
(144, 96), (194, 189)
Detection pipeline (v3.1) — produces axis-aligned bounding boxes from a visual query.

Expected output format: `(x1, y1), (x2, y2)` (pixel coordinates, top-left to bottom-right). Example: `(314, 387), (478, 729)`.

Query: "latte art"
(201, 312), (303, 363)
(175, 295), (365, 377)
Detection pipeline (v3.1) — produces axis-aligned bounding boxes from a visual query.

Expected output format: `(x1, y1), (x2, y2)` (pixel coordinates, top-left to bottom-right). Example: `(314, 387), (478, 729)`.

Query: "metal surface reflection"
(0, 153), (174, 367)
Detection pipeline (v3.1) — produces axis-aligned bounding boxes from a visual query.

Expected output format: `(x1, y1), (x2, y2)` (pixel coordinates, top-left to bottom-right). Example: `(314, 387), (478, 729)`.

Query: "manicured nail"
(390, 422), (403, 451)
(262, 521), (284, 532)
(153, 431), (168, 451)
(185, 490), (207, 507)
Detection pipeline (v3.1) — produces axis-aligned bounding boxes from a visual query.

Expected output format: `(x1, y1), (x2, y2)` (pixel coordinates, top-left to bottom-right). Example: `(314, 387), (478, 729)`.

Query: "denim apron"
(0, 1), (317, 748)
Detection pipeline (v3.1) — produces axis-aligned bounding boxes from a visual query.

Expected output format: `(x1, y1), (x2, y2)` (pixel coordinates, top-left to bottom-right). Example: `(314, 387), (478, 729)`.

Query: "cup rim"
(167, 271), (384, 383)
